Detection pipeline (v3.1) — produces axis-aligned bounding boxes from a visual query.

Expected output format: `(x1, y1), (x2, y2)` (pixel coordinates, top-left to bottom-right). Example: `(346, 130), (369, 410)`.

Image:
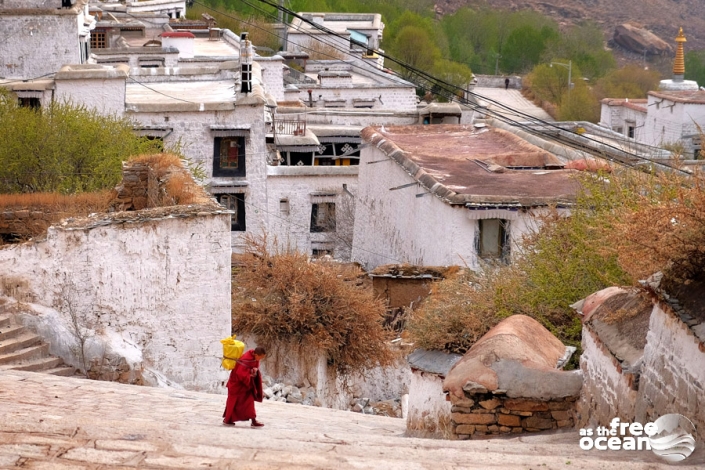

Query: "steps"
(0, 313), (78, 377)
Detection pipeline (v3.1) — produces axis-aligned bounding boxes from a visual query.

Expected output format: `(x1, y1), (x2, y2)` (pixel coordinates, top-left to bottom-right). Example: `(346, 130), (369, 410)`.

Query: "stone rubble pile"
(262, 376), (403, 418)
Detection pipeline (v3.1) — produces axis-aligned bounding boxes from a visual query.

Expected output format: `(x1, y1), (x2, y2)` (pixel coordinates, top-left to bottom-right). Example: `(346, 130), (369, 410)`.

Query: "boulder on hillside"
(613, 24), (673, 56)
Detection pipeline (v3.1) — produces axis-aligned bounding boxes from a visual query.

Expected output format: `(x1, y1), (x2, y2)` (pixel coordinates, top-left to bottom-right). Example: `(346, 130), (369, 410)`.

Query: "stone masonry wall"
(449, 392), (577, 439)
(577, 324), (639, 428)
(636, 303), (705, 442)
(578, 301), (705, 443)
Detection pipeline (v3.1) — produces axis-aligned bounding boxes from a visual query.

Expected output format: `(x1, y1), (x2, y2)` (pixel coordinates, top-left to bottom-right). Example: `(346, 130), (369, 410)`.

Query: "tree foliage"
(231, 235), (394, 375)
(0, 92), (162, 194)
(593, 65), (661, 99)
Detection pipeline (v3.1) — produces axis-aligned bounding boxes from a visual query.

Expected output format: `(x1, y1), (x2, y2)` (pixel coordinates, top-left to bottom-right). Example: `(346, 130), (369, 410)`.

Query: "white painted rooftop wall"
(0, 13), (82, 79)
(54, 76), (127, 115)
(0, 213), (232, 392)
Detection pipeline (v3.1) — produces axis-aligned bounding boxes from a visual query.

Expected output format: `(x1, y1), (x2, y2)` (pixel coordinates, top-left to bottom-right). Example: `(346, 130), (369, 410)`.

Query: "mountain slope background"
(437, 0), (705, 52)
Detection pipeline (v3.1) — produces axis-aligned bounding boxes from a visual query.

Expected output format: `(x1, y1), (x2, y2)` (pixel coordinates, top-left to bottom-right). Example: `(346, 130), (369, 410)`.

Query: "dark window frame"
(310, 202), (336, 233)
(213, 136), (246, 177)
(476, 218), (510, 262)
(216, 194), (246, 232)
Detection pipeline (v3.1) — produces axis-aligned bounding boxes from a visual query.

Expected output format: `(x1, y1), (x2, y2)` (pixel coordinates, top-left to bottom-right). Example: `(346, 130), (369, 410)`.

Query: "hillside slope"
(438, 0), (705, 52)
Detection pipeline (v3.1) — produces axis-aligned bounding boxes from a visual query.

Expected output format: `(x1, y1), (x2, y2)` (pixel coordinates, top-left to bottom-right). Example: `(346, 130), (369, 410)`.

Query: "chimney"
(240, 32), (253, 94)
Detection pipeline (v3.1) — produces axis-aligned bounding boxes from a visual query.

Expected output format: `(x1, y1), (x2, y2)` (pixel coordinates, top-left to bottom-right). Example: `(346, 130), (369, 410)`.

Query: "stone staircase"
(0, 313), (77, 376)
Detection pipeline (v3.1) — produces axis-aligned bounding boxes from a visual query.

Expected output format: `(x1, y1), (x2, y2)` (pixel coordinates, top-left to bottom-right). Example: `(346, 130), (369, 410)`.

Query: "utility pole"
(494, 53), (501, 76)
(278, 0), (283, 24)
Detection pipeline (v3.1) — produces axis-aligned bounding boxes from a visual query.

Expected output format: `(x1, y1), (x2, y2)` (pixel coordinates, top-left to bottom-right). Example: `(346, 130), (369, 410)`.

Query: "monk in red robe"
(223, 346), (266, 427)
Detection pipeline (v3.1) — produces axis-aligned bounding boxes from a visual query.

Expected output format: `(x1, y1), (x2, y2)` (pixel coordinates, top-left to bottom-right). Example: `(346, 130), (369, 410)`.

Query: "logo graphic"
(579, 414), (697, 463)
(648, 414), (697, 463)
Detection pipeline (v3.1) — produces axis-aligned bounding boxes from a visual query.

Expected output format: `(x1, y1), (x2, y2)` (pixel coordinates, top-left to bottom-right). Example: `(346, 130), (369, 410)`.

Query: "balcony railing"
(274, 118), (307, 136)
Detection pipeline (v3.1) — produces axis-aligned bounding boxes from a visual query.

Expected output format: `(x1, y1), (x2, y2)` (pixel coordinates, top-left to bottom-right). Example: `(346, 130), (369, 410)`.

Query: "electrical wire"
(233, 0), (692, 174)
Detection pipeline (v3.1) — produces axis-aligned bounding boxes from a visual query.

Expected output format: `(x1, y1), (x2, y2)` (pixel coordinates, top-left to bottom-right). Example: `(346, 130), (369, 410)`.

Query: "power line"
(240, 0), (691, 174)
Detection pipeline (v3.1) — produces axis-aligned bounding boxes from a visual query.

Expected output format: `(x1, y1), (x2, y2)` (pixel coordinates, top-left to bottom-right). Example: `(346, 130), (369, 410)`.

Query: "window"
(312, 248), (333, 258)
(310, 203), (336, 232)
(91, 31), (107, 50)
(626, 121), (636, 138)
(18, 97), (40, 109)
(279, 198), (290, 215)
(216, 194), (246, 231)
(213, 137), (246, 177)
(477, 219), (510, 261)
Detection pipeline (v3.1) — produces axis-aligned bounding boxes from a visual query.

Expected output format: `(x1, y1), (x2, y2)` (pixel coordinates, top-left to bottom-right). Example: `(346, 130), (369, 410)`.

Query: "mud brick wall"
(0, 210), (72, 237)
(449, 392), (577, 439)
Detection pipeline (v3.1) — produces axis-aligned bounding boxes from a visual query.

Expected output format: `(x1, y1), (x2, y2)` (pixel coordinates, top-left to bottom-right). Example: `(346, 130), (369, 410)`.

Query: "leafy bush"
(231, 235), (394, 375)
(0, 92), (162, 194)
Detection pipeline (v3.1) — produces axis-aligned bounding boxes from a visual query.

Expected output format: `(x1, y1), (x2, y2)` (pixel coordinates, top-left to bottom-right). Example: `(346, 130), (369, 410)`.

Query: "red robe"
(222, 349), (263, 423)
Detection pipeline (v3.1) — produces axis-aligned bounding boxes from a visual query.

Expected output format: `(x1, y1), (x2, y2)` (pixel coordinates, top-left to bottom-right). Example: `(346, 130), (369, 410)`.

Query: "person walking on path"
(223, 346), (267, 427)
(504, 77), (510, 90)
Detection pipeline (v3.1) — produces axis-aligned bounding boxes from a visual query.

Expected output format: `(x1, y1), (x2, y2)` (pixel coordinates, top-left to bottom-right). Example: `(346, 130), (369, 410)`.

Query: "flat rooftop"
(289, 12), (382, 34)
(362, 125), (581, 206)
(126, 79), (235, 105)
(123, 37), (240, 58)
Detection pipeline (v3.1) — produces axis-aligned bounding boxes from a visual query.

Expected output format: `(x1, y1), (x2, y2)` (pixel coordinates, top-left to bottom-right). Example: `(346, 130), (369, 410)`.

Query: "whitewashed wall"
(296, 86), (417, 113)
(257, 56), (286, 102)
(644, 95), (705, 148)
(265, 166), (358, 259)
(0, 13), (81, 79)
(406, 371), (452, 436)
(0, 211), (232, 392)
(126, 107), (269, 249)
(55, 76), (127, 116)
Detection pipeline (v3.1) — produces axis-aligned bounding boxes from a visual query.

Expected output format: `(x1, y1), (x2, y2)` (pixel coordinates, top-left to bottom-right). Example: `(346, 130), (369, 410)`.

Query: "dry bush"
(127, 153), (211, 207)
(301, 39), (346, 60)
(599, 169), (705, 284)
(231, 234), (394, 375)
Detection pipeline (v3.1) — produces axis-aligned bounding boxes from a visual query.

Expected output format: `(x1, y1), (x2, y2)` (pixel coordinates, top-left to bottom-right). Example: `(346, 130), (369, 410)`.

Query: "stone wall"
(0, 209), (63, 238)
(407, 371), (452, 436)
(449, 392), (577, 439)
(637, 304), (705, 441)
(475, 75), (522, 89)
(578, 324), (638, 427)
(578, 296), (705, 442)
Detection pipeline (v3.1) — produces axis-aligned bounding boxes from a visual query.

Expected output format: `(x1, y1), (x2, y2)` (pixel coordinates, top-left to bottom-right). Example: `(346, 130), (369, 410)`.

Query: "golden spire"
(673, 27), (686, 76)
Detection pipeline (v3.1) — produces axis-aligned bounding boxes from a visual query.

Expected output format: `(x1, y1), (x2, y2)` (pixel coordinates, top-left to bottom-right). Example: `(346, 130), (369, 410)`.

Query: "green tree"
(557, 84), (600, 122)
(543, 22), (616, 79)
(594, 65), (661, 99)
(0, 93), (163, 193)
(390, 25), (441, 79)
(501, 25), (558, 73)
(685, 49), (705, 87)
(527, 61), (580, 106)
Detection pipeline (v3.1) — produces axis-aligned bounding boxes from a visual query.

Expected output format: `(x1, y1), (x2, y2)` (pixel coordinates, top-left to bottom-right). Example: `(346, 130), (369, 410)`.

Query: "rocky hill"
(436, 0), (705, 53)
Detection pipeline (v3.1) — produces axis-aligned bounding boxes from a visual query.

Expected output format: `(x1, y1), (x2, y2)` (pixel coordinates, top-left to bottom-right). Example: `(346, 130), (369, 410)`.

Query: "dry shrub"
(128, 153), (183, 178)
(301, 39), (346, 60)
(0, 191), (113, 240)
(231, 234), (394, 375)
(599, 169), (705, 284)
(163, 172), (201, 205)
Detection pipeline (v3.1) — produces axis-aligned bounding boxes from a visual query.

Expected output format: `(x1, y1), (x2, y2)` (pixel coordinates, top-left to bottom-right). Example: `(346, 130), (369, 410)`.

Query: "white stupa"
(658, 27), (699, 91)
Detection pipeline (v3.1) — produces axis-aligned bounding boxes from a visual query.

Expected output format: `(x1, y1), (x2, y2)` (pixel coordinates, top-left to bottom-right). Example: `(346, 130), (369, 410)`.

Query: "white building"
(599, 28), (705, 159)
(353, 125), (580, 270)
(287, 12), (385, 69)
(0, 0), (95, 80)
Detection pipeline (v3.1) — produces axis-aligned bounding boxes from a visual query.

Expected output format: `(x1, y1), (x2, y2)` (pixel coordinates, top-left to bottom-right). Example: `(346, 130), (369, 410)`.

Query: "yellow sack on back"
(221, 335), (246, 370)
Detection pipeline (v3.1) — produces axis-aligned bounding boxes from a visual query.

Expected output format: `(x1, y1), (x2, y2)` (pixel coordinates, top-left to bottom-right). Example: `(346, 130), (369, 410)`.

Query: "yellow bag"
(220, 335), (246, 370)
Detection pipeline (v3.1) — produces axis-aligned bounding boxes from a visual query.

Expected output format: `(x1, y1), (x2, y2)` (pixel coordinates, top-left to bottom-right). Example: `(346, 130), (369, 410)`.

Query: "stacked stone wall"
(0, 210), (66, 238)
(449, 392), (576, 439)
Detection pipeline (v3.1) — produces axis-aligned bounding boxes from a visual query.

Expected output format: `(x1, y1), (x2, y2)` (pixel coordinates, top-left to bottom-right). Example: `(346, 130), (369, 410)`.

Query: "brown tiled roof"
(600, 98), (648, 112)
(360, 125), (580, 207)
(648, 90), (705, 104)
